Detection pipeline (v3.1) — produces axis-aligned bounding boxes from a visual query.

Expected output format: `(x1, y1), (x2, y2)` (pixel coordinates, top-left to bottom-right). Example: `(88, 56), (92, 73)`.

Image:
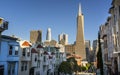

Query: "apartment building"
(99, 0), (120, 74)
(0, 35), (20, 75)
(18, 40), (31, 75)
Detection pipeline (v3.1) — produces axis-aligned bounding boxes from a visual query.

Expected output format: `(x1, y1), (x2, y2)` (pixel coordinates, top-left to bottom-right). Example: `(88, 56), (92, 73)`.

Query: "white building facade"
(18, 40), (31, 75)
(46, 28), (52, 42)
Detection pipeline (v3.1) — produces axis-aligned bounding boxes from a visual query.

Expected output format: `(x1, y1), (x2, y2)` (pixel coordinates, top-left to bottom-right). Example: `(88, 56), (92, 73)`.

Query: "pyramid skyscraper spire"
(78, 3), (82, 15)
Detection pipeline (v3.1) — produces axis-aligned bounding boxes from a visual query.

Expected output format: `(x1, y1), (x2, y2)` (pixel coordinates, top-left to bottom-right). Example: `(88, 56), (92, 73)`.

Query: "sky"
(0, 0), (112, 44)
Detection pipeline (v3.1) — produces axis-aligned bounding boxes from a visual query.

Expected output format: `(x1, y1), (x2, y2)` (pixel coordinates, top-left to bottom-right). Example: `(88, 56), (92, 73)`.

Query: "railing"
(0, 21), (8, 32)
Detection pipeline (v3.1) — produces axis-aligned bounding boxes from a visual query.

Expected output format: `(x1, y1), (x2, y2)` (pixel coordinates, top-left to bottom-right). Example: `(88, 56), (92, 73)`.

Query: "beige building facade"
(65, 44), (75, 55)
(30, 30), (42, 44)
(58, 33), (68, 45)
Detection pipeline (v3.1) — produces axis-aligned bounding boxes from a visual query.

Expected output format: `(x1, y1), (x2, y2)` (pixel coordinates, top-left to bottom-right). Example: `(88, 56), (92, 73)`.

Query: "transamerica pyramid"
(75, 3), (86, 60)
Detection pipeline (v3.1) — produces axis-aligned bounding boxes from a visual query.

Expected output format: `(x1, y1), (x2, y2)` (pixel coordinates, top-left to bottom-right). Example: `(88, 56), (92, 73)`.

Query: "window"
(8, 62), (15, 75)
(36, 71), (40, 75)
(27, 52), (30, 57)
(41, 53), (42, 56)
(119, 6), (120, 17)
(44, 56), (46, 62)
(37, 60), (40, 68)
(9, 45), (13, 55)
(43, 65), (46, 72)
(38, 53), (40, 57)
(22, 48), (26, 56)
(27, 48), (30, 57)
(8, 65), (10, 75)
(15, 46), (19, 55)
(35, 55), (37, 62)
(21, 62), (24, 71)
(0, 65), (4, 75)
(56, 53), (59, 58)
(21, 62), (27, 71)
(25, 62), (27, 70)
(114, 15), (116, 25)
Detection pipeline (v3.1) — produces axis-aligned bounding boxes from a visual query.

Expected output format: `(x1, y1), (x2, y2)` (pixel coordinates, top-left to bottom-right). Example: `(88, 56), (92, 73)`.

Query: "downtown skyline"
(0, 0), (112, 44)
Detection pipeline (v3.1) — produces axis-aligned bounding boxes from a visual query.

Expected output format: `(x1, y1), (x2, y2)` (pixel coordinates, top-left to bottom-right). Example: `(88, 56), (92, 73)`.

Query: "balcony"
(113, 50), (120, 57)
(104, 61), (111, 66)
(0, 20), (8, 32)
(21, 56), (31, 61)
(7, 55), (19, 61)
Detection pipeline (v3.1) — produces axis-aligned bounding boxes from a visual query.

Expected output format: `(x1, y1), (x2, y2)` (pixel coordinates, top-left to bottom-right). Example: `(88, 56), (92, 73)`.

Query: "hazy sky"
(1, 0), (112, 44)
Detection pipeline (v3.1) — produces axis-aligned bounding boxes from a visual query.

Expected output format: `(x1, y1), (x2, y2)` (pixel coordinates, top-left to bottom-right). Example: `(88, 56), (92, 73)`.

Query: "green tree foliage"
(86, 63), (91, 70)
(58, 57), (79, 75)
(58, 61), (72, 74)
(78, 66), (82, 72)
(97, 32), (104, 75)
(58, 57), (96, 74)
(81, 66), (86, 71)
(67, 57), (79, 72)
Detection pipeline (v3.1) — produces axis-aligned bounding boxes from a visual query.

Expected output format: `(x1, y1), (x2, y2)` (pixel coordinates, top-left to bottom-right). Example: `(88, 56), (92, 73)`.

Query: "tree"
(58, 57), (79, 75)
(86, 63), (91, 71)
(58, 61), (72, 75)
(97, 32), (104, 75)
(78, 65), (82, 72)
(67, 57), (79, 73)
(81, 66), (86, 71)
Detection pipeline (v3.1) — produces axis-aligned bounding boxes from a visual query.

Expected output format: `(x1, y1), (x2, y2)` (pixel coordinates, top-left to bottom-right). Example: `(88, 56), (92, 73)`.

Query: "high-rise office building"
(75, 4), (86, 60)
(92, 40), (98, 52)
(46, 28), (51, 41)
(58, 33), (68, 45)
(92, 40), (98, 61)
(30, 30), (42, 44)
(85, 40), (91, 62)
(85, 40), (91, 49)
